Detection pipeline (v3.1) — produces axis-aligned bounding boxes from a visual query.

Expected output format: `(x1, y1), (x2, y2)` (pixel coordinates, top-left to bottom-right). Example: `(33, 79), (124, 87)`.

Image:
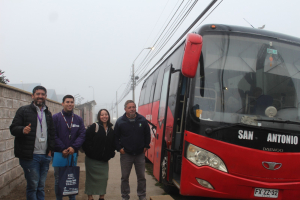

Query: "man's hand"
(62, 149), (69, 158)
(143, 148), (148, 153)
(120, 148), (125, 154)
(67, 147), (75, 155)
(23, 123), (31, 134)
(48, 151), (52, 157)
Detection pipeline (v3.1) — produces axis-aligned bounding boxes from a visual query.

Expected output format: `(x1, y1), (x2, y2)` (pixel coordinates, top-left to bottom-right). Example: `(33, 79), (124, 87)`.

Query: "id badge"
(39, 138), (46, 143)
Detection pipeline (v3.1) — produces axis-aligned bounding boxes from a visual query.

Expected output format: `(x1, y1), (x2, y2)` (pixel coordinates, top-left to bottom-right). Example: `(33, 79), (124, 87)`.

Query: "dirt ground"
(2, 170), (86, 200)
(2, 153), (225, 200)
(1, 153), (86, 200)
(1, 153), (167, 200)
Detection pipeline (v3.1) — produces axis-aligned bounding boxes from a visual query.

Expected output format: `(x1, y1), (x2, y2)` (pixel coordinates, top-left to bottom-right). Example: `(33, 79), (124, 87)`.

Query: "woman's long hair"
(97, 109), (113, 127)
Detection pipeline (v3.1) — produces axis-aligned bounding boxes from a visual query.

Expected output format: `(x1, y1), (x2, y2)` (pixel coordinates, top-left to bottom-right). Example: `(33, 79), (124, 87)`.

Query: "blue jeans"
(54, 167), (76, 200)
(19, 154), (51, 200)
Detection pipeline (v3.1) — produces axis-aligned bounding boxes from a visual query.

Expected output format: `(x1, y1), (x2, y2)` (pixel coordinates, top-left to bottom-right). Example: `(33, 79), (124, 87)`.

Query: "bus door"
(157, 73), (188, 189)
(169, 75), (188, 187)
(153, 65), (172, 181)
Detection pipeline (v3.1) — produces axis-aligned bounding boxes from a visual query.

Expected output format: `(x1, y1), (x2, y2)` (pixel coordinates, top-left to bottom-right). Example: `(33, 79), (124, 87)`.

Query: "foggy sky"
(1, 0), (299, 118)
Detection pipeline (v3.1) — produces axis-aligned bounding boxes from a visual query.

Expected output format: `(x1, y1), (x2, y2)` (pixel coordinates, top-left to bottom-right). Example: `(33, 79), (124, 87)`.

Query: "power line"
(136, 0), (219, 85)
(116, 0), (221, 104)
(117, 0), (196, 105)
(117, 1), (186, 104)
(194, 0), (223, 30)
(117, 0), (201, 103)
(136, 0), (198, 79)
(141, 0), (171, 48)
(135, 0), (185, 74)
(135, 0), (193, 75)
(150, 0), (184, 51)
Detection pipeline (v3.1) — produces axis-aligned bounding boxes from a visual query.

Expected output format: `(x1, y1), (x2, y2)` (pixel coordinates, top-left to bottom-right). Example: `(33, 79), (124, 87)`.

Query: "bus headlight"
(186, 143), (228, 173)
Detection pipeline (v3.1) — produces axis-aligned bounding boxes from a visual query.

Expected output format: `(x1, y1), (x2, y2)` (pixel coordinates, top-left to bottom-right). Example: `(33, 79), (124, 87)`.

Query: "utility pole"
(111, 101), (114, 119)
(131, 47), (154, 102)
(116, 83), (126, 119)
(131, 64), (136, 102)
(116, 91), (118, 118)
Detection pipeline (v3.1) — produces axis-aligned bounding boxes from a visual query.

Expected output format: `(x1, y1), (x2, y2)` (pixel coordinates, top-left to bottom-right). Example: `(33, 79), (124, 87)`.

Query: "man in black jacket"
(10, 86), (55, 200)
(115, 100), (150, 200)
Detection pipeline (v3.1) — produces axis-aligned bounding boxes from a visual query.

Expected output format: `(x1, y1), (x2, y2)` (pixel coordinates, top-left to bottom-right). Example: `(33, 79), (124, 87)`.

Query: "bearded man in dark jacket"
(114, 100), (150, 200)
(10, 86), (55, 200)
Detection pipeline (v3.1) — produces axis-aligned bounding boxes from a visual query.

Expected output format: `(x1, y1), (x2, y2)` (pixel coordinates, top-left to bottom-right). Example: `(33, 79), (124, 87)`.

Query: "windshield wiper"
(205, 123), (241, 135)
(255, 119), (300, 125)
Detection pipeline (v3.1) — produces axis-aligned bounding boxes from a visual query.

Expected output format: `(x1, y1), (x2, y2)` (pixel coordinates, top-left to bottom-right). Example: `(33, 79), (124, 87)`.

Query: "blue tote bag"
(57, 155), (80, 196)
(52, 152), (77, 167)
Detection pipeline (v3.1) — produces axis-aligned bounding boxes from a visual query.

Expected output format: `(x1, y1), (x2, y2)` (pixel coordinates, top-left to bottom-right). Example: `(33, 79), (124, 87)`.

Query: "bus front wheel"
(161, 150), (178, 194)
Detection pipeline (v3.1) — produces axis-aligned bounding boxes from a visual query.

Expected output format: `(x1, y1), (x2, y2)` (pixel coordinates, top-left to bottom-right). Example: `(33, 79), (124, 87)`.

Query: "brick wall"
(0, 83), (79, 197)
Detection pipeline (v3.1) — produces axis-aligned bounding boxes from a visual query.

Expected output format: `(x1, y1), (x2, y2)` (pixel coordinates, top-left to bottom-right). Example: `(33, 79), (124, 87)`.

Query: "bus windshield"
(191, 33), (300, 131)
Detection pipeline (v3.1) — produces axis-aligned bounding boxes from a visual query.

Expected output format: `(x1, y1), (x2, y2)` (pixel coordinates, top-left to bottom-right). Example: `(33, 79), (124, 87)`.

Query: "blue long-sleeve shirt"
(52, 110), (86, 152)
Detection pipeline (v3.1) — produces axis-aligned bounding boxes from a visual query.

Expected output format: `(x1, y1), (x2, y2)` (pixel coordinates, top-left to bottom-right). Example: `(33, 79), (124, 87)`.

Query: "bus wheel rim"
(161, 156), (168, 179)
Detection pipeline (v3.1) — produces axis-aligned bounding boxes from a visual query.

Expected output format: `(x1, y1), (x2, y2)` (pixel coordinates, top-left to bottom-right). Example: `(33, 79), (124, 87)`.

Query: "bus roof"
(141, 24), (300, 85)
(195, 24), (300, 45)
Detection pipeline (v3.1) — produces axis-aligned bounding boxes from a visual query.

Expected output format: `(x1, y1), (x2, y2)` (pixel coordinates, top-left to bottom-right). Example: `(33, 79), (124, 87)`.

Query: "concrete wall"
(76, 101), (96, 127)
(0, 83), (78, 197)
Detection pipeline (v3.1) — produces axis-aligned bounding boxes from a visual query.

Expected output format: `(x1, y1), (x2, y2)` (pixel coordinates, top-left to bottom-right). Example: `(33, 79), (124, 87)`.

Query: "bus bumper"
(180, 158), (300, 200)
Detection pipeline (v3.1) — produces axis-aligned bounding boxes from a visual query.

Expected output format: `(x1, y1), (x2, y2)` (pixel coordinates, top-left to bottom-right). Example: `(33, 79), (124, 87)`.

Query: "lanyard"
(61, 112), (74, 139)
(37, 109), (44, 137)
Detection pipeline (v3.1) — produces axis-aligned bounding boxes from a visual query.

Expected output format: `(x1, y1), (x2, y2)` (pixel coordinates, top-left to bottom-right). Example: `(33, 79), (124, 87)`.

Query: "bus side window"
(139, 86), (146, 106)
(153, 64), (167, 101)
(149, 84), (155, 104)
(152, 69), (159, 87)
(149, 70), (159, 104)
(144, 76), (154, 105)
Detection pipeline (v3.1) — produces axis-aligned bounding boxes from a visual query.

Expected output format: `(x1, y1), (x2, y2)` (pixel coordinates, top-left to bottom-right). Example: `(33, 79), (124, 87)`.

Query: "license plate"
(254, 188), (278, 198)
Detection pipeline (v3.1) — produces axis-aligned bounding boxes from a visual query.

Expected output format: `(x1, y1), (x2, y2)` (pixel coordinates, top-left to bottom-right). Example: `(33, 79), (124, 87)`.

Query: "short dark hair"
(124, 100), (136, 109)
(32, 86), (47, 94)
(97, 109), (113, 126)
(62, 95), (74, 103)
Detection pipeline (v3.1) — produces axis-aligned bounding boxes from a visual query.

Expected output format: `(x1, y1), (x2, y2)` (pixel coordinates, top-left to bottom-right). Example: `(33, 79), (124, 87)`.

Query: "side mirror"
(181, 33), (203, 78)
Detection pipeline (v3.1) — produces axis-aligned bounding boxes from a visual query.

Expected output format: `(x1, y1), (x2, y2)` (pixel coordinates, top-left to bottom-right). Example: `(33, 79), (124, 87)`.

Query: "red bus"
(138, 24), (300, 199)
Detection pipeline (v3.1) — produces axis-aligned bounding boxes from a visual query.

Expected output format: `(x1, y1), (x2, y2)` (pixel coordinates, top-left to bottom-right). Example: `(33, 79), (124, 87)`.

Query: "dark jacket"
(9, 102), (55, 160)
(82, 123), (115, 162)
(114, 113), (150, 155)
(52, 110), (85, 153)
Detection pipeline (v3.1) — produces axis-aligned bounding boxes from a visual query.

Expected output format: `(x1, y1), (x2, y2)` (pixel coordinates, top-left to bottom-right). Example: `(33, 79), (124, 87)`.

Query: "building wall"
(0, 83), (79, 197)
(76, 103), (95, 127)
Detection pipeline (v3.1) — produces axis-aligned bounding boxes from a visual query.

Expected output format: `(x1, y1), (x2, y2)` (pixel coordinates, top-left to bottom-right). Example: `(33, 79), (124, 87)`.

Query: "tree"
(0, 69), (9, 84)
